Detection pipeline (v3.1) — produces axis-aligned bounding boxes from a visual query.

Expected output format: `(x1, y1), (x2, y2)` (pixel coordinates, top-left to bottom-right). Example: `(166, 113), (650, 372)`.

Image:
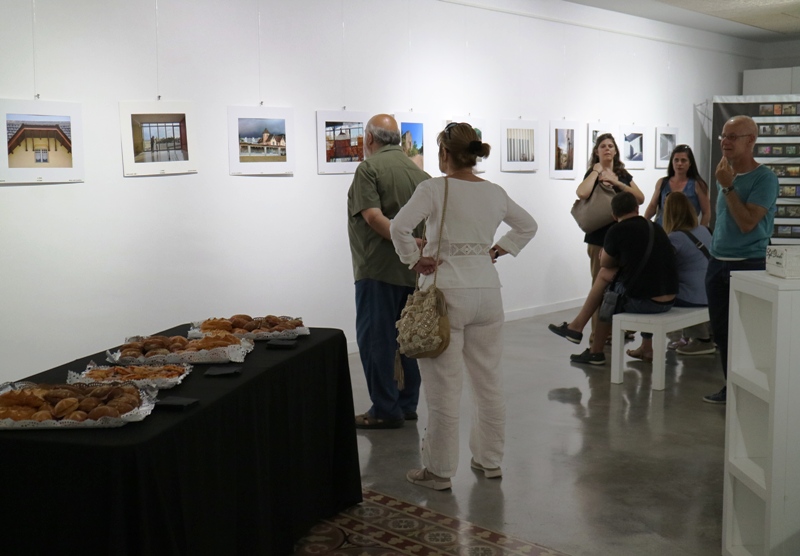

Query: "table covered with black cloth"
(0, 326), (362, 556)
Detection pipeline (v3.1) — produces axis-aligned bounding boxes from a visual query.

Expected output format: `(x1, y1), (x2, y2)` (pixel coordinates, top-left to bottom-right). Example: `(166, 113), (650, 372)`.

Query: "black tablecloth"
(0, 326), (362, 555)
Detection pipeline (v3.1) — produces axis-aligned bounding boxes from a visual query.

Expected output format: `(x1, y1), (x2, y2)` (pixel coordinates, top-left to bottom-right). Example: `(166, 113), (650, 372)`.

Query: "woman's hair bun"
(468, 140), (483, 154)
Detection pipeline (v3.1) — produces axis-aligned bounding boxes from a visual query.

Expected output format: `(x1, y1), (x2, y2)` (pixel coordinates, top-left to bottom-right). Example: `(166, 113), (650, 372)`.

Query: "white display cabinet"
(723, 271), (800, 556)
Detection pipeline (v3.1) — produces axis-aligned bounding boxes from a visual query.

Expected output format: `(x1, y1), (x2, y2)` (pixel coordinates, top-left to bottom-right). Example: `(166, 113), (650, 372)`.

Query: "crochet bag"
(396, 178), (451, 362)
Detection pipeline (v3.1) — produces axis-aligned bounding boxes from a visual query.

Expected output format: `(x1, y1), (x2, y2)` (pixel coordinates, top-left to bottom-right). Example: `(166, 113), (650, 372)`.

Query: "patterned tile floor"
(293, 489), (570, 556)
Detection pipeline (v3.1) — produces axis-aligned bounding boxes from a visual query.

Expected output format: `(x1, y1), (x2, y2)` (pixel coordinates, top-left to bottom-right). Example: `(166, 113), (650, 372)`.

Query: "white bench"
(610, 307), (710, 390)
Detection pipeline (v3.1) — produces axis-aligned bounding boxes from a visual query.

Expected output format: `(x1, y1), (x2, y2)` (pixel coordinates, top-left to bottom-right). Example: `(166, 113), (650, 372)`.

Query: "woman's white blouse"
(390, 176), (537, 289)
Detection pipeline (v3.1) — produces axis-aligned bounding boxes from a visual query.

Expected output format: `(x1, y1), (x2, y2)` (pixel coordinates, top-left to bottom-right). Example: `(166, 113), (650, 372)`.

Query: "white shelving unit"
(724, 271), (800, 556)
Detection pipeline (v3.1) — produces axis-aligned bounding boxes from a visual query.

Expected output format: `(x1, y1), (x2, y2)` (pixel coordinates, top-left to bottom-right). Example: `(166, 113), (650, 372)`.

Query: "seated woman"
(627, 191), (713, 360)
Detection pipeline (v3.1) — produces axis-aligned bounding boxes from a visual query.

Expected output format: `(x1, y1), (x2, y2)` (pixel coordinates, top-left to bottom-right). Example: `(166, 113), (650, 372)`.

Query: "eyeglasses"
(444, 122), (460, 138)
(718, 133), (753, 142)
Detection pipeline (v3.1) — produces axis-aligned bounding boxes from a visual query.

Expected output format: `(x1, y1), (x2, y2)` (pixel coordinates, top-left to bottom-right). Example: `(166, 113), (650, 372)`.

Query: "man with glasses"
(348, 114), (430, 428)
(704, 115), (778, 404)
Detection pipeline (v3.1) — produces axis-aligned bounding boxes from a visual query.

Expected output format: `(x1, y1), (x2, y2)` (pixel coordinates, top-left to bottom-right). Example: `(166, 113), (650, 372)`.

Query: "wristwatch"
(721, 186), (734, 196)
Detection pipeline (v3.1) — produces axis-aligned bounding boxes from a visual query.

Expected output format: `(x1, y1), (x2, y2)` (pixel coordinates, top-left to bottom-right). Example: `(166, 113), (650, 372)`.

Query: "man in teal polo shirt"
(704, 115), (778, 404)
(348, 114), (430, 428)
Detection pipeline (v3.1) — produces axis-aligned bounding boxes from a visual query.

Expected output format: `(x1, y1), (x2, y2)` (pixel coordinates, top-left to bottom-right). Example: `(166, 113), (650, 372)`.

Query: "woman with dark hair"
(627, 191), (713, 360)
(576, 133), (644, 339)
(390, 122), (537, 491)
(644, 144), (710, 226)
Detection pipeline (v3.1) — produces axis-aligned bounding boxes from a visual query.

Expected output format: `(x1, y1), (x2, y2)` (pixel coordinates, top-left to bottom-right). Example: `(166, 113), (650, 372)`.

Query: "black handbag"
(598, 221), (655, 322)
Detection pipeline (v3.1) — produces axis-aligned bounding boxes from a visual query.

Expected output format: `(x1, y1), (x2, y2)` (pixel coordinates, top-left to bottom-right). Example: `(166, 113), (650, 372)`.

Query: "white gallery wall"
(0, 0), (790, 382)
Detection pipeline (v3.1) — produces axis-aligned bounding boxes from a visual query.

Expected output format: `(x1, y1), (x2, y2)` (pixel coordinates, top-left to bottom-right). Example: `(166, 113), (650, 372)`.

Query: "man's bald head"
(364, 114), (401, 158)
(727, 115), (758, 138)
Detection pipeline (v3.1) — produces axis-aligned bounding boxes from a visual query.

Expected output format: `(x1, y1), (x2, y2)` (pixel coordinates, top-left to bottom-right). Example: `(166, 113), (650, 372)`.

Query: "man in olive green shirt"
(348, 114), (430, 429)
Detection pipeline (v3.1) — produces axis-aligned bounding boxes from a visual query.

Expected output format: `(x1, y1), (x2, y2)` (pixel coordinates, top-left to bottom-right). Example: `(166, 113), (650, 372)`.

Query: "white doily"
(108, 337), (254, 365)
(67, 361), (193, 390)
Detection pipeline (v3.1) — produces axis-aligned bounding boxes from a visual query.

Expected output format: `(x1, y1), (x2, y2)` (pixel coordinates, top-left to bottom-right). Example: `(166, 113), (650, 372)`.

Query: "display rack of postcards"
(754, 101), (800, 245)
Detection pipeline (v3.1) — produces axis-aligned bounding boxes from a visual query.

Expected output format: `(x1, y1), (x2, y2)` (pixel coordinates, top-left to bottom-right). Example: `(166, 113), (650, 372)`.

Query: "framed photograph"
(394, 112), (428, 172)
(759, 104), (774, 116)
(774, 104), (784, 116)
(760, 124), (773, 136)
(119, 101), (197, 177)
(783, 104), (797, 115)
(227, 106), (294, 176)
(1, 99), (84, 185)
(549, 120), (579, 179)
(500, 119), (539, 172)
(773, 146), (784, 156)
(316, 110), (368, 174)
(620, 125), (646, 170)
(655, 127), (678, 169)
(788, 124), (800, 135)
(757, 145), (773, 156)
(786, 145), (797, 156)
(587, 122), (617, 155)
(775, 124), (788, 136)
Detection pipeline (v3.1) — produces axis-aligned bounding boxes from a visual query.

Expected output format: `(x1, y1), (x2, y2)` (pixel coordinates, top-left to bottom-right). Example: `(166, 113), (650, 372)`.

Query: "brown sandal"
(354, 412), (404, 429)
(626, 347), (653, 362)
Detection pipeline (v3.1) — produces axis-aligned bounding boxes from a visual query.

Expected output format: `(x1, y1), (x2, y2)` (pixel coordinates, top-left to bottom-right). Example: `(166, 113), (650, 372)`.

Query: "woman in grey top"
(627, 191), (713, 360)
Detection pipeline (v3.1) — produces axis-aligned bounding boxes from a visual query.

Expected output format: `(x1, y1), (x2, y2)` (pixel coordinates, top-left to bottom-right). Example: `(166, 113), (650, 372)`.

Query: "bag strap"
(621, 220), (654, 288)
(415, 177), (449, 290)
(679, 229), (711, 260)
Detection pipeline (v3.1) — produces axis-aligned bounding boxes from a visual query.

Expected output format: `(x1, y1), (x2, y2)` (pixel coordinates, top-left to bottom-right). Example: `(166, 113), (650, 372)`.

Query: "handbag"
(570, 180), (616, 233)
(598, 220), (655, 322)
(396, 178), (451, 369)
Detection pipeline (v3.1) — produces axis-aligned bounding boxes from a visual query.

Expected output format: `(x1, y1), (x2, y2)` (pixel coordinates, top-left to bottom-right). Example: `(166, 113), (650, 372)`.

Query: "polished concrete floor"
(350, 309), (728, 556)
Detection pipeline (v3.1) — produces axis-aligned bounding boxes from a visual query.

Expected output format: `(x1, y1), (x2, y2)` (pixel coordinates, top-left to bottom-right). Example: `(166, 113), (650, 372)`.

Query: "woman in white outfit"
(390, 122), (538, 490)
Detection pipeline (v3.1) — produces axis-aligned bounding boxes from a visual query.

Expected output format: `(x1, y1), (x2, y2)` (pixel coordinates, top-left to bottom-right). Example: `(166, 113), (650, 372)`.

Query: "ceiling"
(564, 0), (800, 42)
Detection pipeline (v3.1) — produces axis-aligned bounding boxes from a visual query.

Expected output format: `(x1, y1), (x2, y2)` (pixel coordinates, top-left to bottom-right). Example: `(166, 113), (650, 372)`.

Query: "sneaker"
(676, 339), (716, 356)
(548, 322), (583, 344)
(406, 468), (452, 490)
(703, 386), (727, 404)
(668, 337), (689, 350)
(470, 458), (502, 478)
(570, 348), (606, 365)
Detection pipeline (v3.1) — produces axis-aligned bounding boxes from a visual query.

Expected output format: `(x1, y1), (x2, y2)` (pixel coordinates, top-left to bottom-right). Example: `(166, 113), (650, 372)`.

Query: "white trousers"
(419, 287), (505, 478)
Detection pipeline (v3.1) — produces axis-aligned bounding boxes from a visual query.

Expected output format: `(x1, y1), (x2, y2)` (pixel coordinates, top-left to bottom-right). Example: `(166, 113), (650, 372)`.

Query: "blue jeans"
(705, 257), (766, 378)
(612, 281), (674, 339)
(355, 279), (420, 420)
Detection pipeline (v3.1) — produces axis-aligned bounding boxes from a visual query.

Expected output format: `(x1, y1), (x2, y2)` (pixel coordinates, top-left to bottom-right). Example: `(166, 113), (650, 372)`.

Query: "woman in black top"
(575, 133), (644, 338)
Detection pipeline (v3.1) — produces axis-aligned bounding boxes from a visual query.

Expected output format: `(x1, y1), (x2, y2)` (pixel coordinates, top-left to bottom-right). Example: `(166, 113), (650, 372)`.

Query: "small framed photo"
(788, 166), (800, 177)
(1, 99), (85, 185)
(394, 112), (430, 172)
(782, 104), (797, 115)
(785, 145), (797, 156)
(501, 119), (539, 172)
(227, 106), (294, 176)
(757, 145), (772, 156)
(759, 104), (774, 115)
(759, 124), (773, 136)
(119, 101), (197, 177)
(549, 120), (580, 180)
(316, 110), (369, 174)
(620, 125), (646, 170)
(773, 146), (784, 156)
(655, 127), (678, 169)
(774, 104), (783, 115)
(775, 124), (788, 136)
(788, 124), (800, 135)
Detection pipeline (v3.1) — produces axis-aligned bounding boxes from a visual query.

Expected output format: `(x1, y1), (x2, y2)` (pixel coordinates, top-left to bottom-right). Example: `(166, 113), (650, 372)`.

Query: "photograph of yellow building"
(7, 114), (73, 169)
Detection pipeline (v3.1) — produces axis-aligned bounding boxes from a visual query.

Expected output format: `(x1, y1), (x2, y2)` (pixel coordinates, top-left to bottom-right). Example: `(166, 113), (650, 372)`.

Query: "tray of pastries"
(188, 314), (309, 341)
(0, 381), (156, 429)
(67, 362), (192, 389)
(107, 332), (254, 365)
